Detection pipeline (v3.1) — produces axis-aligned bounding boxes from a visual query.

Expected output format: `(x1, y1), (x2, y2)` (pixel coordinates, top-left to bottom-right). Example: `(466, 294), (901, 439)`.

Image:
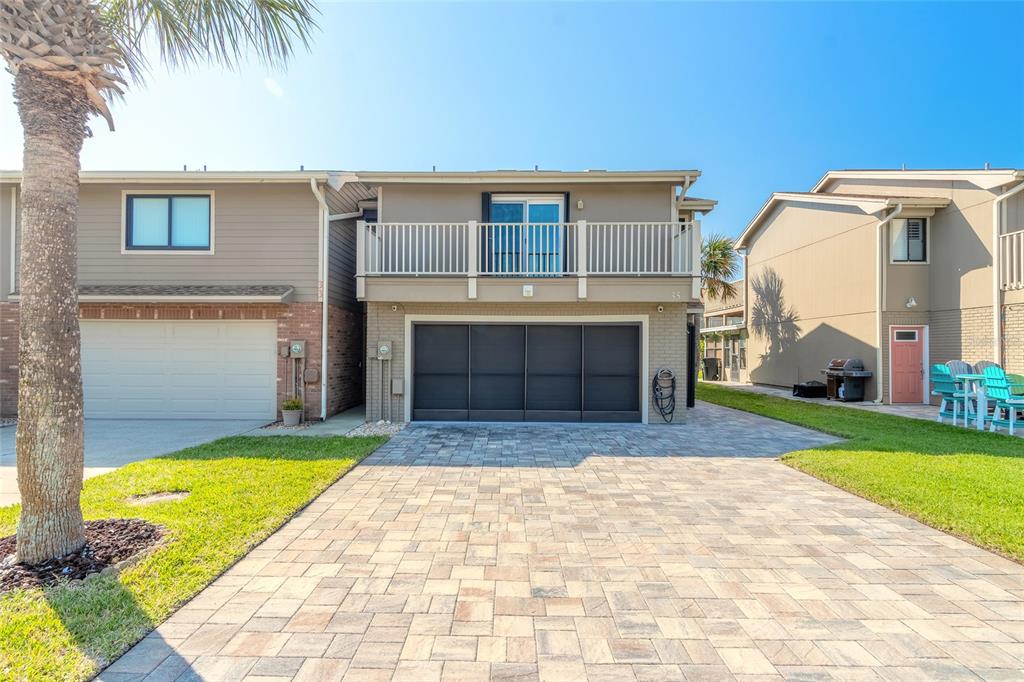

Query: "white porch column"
(356, 219), (366, 299)
(577, 219), (587, 299)
(467, 220), (478, 299)
(690, 218), (702, 299)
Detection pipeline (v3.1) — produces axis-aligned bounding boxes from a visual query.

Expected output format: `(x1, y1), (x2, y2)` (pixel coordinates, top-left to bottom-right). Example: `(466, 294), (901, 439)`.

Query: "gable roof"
(811, 168), (1024, 193)
(735, 192), (951, 249)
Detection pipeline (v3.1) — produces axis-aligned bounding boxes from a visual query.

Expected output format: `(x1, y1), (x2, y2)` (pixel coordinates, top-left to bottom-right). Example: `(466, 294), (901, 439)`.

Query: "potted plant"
(281, 397), (304, 426)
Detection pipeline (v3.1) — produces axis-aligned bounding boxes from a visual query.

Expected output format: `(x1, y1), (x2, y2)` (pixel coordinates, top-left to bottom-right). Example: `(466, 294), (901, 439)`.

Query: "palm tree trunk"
(14, 67), (91, 564)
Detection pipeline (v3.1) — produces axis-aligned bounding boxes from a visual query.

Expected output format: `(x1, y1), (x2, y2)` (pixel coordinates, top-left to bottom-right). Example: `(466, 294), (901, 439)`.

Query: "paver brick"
(104, 409), (1024, 680)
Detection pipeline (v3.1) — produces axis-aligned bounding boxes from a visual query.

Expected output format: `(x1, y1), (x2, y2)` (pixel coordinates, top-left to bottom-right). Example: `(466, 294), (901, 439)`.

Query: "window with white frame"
(126, 194), (212, 250)
(890, 218), (927, 262)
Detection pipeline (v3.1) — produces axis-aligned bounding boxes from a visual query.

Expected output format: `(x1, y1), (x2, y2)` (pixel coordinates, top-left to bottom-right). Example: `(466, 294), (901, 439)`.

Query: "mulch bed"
(0, 518), (163, 592)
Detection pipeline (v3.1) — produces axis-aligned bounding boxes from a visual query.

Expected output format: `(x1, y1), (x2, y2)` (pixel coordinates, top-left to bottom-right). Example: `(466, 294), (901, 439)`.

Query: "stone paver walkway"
(102, 402), (1024, 681)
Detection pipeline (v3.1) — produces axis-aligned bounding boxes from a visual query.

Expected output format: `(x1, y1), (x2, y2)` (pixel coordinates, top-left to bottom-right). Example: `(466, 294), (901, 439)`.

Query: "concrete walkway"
(0, 419), (266, 507)
(102, 402), (1024, 681)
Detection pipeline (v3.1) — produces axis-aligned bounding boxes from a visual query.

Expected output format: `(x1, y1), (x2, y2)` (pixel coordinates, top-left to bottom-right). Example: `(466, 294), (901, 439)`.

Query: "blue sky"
(1, 1), (1021, 240)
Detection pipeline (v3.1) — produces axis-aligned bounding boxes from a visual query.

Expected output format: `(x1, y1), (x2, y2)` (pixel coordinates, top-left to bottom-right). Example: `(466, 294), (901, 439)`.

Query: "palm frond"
(98, 0), (320, 82)
(701, 233), (739, 302)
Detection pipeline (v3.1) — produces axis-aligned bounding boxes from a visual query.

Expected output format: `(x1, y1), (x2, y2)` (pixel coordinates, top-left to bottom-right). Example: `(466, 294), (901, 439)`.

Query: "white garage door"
(81, 321), (277, 420)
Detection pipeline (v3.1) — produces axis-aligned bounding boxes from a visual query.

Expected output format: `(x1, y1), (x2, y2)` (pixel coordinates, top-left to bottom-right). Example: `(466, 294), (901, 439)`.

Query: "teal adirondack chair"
(982, 366), (1024, 436)
(931, 364), (968, 425)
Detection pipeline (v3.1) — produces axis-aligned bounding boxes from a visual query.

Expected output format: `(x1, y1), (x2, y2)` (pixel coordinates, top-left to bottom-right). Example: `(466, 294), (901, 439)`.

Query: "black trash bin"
(702, 357), (721, 381)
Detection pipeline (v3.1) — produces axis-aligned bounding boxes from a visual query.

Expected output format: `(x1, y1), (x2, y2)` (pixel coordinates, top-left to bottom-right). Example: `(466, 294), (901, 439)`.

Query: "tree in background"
(701, 232), (739, 302)
(0, 0), (318, 564)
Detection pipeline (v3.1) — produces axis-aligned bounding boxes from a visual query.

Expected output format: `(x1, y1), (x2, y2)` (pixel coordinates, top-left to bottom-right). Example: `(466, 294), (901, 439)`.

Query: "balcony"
(356, 220), (701, 303)
(1000, 230), (1024, 291)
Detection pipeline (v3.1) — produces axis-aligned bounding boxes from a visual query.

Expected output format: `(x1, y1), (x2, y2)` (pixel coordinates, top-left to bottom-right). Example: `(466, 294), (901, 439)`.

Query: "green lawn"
(0, 435), (386, 681)
(697, 383), (1024, 563)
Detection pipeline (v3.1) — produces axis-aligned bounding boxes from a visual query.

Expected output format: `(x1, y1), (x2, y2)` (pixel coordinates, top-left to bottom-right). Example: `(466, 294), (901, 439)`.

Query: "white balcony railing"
(357, 220), (698, 279)
(1000, 230), (1024, 291)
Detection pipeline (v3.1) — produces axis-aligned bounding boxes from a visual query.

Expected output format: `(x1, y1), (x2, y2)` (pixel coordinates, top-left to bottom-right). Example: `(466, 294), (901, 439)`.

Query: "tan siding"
(825, 177), (1001, 312)
(0, 183), (15, 301)
(744, 201), (879, 391)
(379, 182), (674, 223)
(13, 182), (321, 301)
(364, 301), (688, 424)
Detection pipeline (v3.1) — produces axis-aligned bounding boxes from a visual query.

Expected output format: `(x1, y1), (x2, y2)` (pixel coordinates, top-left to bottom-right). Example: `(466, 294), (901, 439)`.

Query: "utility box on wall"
(289, 340), (306, 358)
(376, 340), (393, 361)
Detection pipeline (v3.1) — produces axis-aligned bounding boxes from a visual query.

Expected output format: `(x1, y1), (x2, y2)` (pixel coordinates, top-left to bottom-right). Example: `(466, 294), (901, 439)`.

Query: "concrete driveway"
(101, 402), (1024, 681)
(0, 419), (266, 507)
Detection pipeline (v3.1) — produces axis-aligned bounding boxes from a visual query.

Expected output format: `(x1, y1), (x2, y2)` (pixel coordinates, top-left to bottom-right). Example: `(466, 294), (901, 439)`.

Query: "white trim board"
(401, 314), (651, 424)
(888, 324), (929, 405)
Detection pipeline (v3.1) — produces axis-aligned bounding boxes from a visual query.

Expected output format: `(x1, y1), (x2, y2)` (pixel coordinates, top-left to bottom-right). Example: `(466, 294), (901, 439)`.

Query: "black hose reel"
(652, 367), (676, 423)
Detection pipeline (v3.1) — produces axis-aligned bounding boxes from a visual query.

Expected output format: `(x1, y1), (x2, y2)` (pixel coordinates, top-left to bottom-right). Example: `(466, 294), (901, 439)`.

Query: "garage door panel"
(583, 326), (640, 421)
(413, 322), (640, 423)
(470, 325), (524, 419)
(526, 325), (582, 418)
(81, 321), (277, 420)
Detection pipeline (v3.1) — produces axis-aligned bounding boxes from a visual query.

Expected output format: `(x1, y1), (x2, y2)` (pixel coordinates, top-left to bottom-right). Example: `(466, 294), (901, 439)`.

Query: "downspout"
(992, 180), (1024, 366)
(875, 204), (903, 403)
(309, 178), (330, 420)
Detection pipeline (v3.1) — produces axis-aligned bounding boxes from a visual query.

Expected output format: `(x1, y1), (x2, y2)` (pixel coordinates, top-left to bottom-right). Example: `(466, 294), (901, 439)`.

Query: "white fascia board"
(12, 294), (294, 303)
(700, 323), (745, 334)
(812, 169), (1024, 193)
(0, 170), (333, 184)
(353, 170), (701, 184)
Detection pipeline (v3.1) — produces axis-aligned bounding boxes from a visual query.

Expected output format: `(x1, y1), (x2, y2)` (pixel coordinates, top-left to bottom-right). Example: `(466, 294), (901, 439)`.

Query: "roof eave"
(353, 170), (702, 185)
(812, 169), (1024, 193)
(0, 170), (334, 184)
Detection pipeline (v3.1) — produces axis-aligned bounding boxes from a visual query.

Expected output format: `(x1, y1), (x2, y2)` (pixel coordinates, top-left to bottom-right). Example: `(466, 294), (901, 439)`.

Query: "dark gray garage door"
(412, 323), (640, 422)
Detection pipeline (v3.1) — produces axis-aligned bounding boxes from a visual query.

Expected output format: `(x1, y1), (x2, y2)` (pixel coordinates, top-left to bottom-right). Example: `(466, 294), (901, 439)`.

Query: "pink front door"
(890, 326), (925, 403)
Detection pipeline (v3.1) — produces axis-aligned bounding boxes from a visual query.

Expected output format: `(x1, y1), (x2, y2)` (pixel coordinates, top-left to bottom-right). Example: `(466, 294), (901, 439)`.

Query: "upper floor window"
(126, 194), (212, 251)
(891, 218), (927, 263)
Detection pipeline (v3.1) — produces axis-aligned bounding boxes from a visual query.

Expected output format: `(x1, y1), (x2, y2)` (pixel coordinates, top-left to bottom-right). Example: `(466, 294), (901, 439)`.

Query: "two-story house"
(701, 281), (746, 382)
(350, 170), (712, 424)
(733, 168), (1024, 404)
(0, 170), (373, 421)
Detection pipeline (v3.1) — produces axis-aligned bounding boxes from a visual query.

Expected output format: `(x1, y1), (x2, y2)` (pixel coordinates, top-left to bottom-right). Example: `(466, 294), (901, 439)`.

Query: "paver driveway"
(103, 403), (1024, 681)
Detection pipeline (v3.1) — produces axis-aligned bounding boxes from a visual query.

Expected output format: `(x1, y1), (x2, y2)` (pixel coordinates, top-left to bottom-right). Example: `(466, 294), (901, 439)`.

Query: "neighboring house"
(0, 170), (373, 421)
(733, 168), (1024, 404)
(351, 170), (714, 424)
(701, 281), (746, 382)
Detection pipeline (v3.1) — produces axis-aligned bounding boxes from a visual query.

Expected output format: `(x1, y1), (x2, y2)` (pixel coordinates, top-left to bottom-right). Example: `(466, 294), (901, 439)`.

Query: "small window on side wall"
(126, 195), (211, 250)
(891, 218), (926, 262)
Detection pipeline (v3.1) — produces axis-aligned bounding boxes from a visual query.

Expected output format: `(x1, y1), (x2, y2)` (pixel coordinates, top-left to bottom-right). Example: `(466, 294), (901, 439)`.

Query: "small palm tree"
(701, 232), (739, 301)
(1, 0), (318, 564)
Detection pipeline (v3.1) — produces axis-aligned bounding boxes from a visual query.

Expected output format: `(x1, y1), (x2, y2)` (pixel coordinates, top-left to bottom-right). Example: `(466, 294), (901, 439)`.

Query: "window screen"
(127, 195), (211, 250)
(891, 218), (926, 262)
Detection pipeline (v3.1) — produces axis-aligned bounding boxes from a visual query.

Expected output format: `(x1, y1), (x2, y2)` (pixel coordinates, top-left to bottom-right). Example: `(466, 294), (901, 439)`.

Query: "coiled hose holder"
(652, 367), (676, 423)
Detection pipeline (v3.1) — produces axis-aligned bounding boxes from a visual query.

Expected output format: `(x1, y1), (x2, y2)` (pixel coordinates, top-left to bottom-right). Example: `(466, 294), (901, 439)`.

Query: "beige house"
(733, 168), (1024, 403)
(0, 171), (373, 421)
(351, 170), (713, 424)
(701, 281), (747, 383)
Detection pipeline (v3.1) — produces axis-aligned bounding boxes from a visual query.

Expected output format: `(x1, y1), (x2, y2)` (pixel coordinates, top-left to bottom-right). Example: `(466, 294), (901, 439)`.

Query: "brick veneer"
(0, 301), (360, 421)
(363, 301), (689, 425)
(0, 302), (18, 417)
(1003, 304), (1024, 375)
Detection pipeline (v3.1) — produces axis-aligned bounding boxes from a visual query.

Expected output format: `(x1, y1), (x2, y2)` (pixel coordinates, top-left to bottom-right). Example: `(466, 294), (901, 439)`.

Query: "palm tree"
(0, 0), (318, 564)
(701, 232), (739, 301)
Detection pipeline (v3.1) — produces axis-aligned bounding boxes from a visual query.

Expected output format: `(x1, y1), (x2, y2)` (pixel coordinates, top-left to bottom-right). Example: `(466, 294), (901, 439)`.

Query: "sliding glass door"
(486, 197), (564, 275)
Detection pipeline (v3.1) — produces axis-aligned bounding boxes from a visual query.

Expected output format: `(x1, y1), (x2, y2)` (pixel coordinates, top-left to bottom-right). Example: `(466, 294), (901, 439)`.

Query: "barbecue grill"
(821, 358), (873, 402)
